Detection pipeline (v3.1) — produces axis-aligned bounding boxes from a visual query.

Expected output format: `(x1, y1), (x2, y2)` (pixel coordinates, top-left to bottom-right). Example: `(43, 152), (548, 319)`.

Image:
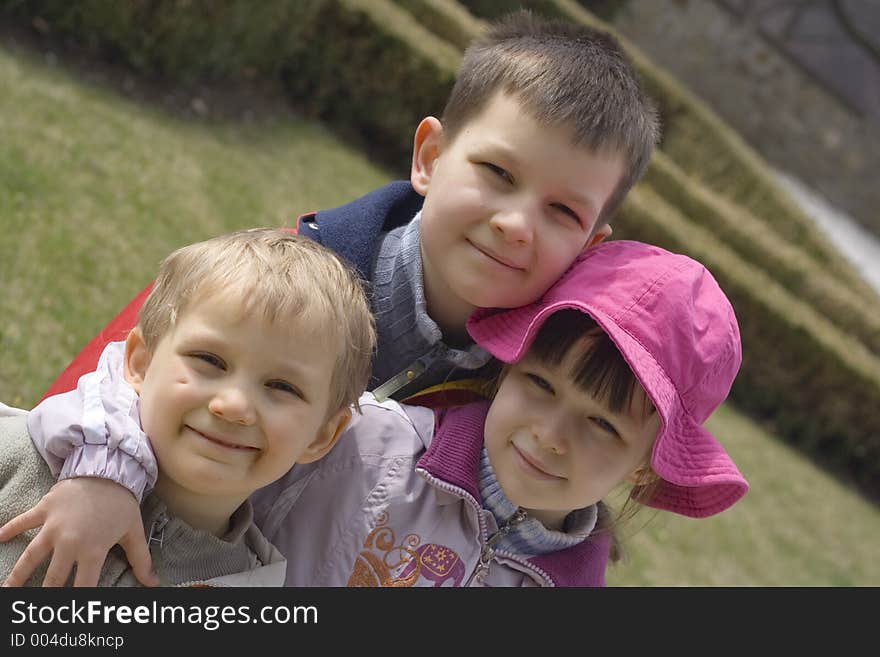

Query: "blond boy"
(0, 229), (374, 585)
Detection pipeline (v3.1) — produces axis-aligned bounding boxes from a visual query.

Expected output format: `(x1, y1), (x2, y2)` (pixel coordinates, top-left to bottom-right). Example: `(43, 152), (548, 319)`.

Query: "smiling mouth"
(187, 426), (259, 451)
(467, 240), (525, 271)
(512, 444), (564, 480)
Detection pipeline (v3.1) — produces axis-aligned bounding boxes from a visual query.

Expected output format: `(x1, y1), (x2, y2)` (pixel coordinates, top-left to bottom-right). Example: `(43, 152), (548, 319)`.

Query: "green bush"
(392, 0), (486, 49)
(0, 0), (323, 82)
(281, 0), (461, 171)
(645, 153), (880, 355)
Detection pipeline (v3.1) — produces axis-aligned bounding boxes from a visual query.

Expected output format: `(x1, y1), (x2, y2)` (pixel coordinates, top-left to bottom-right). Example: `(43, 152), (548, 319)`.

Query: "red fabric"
(40, 283), (154, 401)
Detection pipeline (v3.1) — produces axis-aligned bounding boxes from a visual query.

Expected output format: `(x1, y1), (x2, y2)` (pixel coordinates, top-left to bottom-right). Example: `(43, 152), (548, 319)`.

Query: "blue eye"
(267, 380), (304, 400)
(551, 203), (582, 227)
(482, 162), (514, 184)
(526, 373), (554, 394)
(191, 352), (226, 370)
(591, 416), (620, 438)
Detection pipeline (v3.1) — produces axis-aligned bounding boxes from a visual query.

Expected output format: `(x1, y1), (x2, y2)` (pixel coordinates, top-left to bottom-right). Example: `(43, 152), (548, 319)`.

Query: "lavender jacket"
(251, 394), (611, 587)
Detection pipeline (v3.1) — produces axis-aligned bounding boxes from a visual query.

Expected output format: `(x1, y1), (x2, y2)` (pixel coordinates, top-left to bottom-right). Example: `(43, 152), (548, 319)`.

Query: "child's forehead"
(522, 332), (655, 417)
(462, 91), (623, 157)
(179, 287), (336, 341)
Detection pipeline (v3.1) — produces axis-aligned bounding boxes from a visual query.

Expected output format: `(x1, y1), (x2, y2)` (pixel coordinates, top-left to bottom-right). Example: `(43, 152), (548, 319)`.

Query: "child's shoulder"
(0, 412), (55, 533)
(0, 411), (42, 473)
(348, 392), (436, 456)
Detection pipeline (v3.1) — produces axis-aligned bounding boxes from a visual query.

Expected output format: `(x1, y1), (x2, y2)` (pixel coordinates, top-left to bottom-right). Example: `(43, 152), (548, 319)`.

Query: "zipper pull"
(509, 508), (528, 526)
(473, 544), (494, 585)
(372, 345), (442, 402)
(471, 509), (528, 585)
(149, 513), (169, 549)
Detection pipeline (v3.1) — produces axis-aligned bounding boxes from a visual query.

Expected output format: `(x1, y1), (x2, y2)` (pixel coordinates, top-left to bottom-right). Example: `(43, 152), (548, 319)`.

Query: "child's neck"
(152, 476), (245, 538)
(425, 294), (475, 347)
(437, 315), (474, 349)
(420, 251), (476, 348)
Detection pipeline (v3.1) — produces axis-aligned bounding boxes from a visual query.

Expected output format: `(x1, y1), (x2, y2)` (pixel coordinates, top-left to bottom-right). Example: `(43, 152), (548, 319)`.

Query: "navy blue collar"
(301, 181), (424, 280)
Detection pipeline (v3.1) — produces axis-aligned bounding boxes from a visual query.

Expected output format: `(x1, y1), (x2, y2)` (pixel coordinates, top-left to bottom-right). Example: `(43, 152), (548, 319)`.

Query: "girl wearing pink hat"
(5, 240), (748, 587)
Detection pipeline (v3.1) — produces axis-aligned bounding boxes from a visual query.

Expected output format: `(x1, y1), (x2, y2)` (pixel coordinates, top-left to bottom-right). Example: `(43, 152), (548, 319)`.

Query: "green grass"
(607, 404), (880, 586)
(0, 44), (389, 408)
(2, 44), (878, 586)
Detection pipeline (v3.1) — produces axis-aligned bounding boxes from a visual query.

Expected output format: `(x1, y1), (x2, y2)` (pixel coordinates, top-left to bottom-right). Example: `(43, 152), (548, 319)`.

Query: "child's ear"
(625, 464), (660, 487)
(297, 407), (352, 464)
(123, 327), (150, 394)
(586, 223), (612, 248)
(410, 116), (444, 195)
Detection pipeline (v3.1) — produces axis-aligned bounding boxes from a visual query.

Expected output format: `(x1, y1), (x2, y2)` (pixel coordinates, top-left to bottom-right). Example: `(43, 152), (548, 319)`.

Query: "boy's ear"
(297, 407), (352, 464)
(586, 223), (612, 248)
(411, 116), (444, 195)
(123, 327), (150, 394)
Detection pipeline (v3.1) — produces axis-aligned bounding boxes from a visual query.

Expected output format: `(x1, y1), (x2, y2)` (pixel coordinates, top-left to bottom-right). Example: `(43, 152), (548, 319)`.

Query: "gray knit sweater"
(0, 413), (285, 587)
(370, 212), (493, 400)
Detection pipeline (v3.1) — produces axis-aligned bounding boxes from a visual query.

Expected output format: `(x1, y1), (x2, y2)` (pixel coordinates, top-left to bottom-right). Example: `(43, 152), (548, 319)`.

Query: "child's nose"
(208, 386), (256, 426)
(535, 418), (568, 455)
(489, 207), (534, 246)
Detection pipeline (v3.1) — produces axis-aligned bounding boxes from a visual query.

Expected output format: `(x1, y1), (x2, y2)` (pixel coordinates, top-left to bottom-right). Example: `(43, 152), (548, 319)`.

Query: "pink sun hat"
(467, 240), (748, 518)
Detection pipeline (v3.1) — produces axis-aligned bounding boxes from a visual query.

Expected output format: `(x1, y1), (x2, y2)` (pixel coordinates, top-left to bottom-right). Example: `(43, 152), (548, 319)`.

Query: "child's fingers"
(0, 507), (45, 542)
(120, 530), (158, 587)
(2, 536), (51, 586)
(41, 551), (75, 587)
(71, 557), (103, 588)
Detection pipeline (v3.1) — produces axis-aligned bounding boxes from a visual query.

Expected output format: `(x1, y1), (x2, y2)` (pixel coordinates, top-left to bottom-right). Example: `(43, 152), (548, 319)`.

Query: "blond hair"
(138, 228), (376, 414)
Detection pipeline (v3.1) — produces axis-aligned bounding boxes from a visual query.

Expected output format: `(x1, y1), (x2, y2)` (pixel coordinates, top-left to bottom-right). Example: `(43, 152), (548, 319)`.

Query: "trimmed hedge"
(0, 0), (322, 81)
(281, 0), (461, 171)
(645, 152), (880, 356)
(0, 0), (461, 170)
(392, 0), (486, 50)
(458, 0), (626, 22)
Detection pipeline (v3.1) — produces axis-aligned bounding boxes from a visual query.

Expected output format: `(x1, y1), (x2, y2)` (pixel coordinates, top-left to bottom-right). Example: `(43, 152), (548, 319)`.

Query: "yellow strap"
(401, 378), (491, 406)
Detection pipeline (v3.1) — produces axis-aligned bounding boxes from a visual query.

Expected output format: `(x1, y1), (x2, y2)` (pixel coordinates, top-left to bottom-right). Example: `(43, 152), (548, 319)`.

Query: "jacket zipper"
(372, 344), (443, 402)
(417, 471), (552, 586)
(465, 508), (528, 586)
(148, 512), (169, 549)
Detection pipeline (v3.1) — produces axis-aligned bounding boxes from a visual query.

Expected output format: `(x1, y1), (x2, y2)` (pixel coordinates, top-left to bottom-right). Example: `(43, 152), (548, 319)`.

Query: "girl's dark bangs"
(530, 310), (641, 414)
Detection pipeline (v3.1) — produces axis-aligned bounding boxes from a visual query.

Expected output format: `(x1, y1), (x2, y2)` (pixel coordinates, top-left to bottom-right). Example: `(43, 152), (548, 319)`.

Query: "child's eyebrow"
(471, 139), (519, 165)
(560, 190), (599, 215)
(269, 359), (321, 383)
(178, 330), (321, 382)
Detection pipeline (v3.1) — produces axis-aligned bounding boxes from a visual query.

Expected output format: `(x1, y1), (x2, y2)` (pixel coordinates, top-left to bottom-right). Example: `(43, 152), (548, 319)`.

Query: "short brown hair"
(441, 10), (659, 223)
(138, 228), (376, 414)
